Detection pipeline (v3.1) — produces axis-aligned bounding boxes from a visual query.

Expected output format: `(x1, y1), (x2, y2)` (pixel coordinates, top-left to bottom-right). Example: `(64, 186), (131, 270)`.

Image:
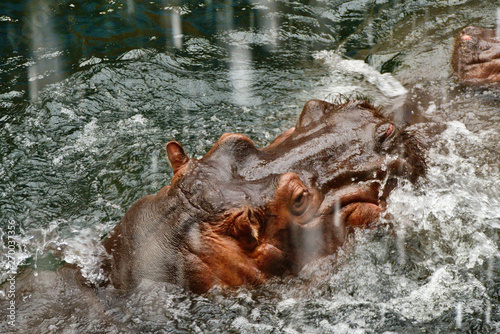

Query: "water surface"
(0, 0), (499, 333)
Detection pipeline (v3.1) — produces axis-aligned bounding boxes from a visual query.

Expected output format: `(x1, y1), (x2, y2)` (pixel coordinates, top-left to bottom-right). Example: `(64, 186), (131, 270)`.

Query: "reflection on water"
(497, 7), (500, 38)
(26, 0), (60, 101)
(229, 45), (255, 106)
(0, 0), (499, 333)
(171, 8), (183, 49)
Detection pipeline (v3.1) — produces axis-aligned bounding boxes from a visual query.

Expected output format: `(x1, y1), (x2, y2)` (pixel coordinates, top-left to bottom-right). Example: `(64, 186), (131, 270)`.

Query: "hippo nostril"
(376, 123), (395, 144)
(386, 124), (394, 137)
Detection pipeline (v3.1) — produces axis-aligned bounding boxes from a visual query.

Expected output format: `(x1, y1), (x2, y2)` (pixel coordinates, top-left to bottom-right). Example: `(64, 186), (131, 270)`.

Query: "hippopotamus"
(102, 99), (426, 293)
(452, 25), (500, 85)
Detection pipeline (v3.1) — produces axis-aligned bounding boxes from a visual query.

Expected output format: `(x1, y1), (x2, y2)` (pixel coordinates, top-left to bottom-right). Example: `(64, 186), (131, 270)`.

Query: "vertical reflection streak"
(172, 10), (182, 49)
(497, 7), (500, 38)
(229, 46), (254, 107)
(27, 0), (61, 101)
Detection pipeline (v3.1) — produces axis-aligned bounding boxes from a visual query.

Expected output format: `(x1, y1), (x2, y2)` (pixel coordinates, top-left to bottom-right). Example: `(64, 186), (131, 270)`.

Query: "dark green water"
(0, 0), (499, 333)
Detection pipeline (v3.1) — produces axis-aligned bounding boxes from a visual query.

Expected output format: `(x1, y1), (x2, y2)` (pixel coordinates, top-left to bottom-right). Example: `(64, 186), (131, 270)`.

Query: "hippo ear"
(296, 100), (331, 129)
(166, 141), (189, 174)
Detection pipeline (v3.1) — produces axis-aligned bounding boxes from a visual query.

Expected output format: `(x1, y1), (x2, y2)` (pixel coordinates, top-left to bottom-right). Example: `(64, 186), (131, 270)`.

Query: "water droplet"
(333, 198), (341, 227)
(171, 10), (182, 49)
(497, 7), (500, 38)
(455, 302), (462, 329)
(485, 299), (491, 325)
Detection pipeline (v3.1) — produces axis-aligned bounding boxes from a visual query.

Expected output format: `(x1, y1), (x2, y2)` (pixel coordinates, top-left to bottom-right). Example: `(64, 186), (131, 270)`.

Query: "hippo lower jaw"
(311, 156), (409, 229)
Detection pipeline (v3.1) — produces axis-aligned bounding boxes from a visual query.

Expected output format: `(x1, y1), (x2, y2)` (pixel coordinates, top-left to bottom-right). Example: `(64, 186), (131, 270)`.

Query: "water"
(1, 0), (499, 333)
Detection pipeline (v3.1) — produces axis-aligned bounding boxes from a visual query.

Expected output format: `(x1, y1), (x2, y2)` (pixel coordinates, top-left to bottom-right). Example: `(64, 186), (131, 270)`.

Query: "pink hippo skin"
(452, 25), (500, 86)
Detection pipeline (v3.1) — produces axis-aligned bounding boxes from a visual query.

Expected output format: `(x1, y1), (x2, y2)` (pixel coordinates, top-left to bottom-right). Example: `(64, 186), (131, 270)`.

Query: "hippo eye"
(290, 188), (310, 216)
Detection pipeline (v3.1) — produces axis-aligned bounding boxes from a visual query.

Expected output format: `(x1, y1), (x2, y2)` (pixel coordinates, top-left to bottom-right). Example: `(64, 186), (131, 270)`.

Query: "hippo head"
(452, 25), (500, 85)
(103, 99), (426, 293)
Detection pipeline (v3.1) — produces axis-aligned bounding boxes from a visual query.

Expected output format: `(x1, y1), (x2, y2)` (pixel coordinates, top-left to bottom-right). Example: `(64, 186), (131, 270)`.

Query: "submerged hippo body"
(103, 99), (426, 293)
(452, 25), (500, 85)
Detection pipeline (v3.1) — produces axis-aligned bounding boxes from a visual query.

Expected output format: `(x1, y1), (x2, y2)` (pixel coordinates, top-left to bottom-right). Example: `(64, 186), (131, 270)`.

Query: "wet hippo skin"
(103, 99), (427, 293)
(452, 25), (500, 85)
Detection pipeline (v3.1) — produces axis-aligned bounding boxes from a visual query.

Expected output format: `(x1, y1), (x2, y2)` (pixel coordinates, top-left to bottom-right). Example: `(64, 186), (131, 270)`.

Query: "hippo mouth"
(330, 184), (385, 228)
(309, 175), (397, 231)
(337, 198), (383, 228)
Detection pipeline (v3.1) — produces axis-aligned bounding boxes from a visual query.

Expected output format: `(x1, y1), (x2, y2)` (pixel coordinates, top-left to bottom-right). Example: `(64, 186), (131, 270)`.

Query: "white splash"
(312, 51), (407, 108)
